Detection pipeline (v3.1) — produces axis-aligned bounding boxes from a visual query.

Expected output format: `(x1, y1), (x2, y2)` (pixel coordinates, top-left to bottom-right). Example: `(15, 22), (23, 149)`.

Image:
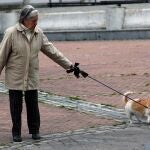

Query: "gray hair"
(19, 5), (38, 23)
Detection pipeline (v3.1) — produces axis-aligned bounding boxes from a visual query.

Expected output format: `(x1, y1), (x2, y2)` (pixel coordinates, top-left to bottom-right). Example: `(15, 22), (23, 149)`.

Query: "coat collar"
(16, 23), (39, 33)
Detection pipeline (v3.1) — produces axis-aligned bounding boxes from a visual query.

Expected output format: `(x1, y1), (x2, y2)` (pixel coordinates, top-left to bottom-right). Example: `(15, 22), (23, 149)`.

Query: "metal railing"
(48, 0), (148, 7)
(0, 0), (148, 10)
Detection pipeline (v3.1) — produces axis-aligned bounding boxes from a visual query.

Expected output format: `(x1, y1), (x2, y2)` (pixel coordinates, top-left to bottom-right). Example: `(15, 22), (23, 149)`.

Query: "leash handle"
(80, 70), (88, 78)
(67, 63), (88, 78)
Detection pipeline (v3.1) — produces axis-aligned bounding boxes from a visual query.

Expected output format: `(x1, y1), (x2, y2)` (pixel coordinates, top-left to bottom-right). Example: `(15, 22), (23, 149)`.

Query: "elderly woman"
(0, 5), (80, 142)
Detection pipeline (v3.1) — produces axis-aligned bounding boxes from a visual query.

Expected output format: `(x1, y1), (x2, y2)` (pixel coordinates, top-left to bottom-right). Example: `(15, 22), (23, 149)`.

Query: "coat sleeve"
(0, 29), (12, 74)
(40, 33), (73, 70)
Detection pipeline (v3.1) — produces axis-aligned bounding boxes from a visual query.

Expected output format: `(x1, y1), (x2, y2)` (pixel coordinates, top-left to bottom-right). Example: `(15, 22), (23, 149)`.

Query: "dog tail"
(123, 91), (134, 104)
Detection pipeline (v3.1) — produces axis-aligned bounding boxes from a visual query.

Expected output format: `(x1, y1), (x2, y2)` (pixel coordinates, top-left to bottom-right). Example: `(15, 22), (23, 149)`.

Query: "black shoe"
(32, 133), (41, 140)
(13, 135), (22, 142)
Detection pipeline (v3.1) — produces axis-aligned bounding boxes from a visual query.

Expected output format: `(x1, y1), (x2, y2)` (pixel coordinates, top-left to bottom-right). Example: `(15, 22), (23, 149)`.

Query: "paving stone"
(1, 40), (150, 149)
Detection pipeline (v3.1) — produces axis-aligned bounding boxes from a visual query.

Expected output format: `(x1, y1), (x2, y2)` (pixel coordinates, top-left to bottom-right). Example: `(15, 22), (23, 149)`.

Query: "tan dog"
(123, 91), (150, 124)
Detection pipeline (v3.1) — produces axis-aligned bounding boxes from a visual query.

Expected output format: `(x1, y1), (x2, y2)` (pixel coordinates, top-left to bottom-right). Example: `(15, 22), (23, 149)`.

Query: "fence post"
(106, 6), (125, 30)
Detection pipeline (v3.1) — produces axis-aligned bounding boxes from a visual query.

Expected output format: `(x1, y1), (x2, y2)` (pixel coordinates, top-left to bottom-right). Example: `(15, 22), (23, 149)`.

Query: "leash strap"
(80, 70), (148, 109)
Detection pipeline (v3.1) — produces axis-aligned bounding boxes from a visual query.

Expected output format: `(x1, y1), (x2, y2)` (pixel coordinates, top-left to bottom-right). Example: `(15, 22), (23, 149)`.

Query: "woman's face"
(23, 16), (38, 30)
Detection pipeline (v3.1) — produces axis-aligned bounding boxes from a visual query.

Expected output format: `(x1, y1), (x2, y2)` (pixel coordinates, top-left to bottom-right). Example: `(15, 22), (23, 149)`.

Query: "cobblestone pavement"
(0, 40), (150, 149)
(0, 93), (116, 144)
(1, 124), (150, 150)
(38, 40), (150, 108)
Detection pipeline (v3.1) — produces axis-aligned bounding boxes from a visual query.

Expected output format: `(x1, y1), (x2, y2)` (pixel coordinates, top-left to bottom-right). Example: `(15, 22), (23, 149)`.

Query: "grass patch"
(69, 96), (81, 101)
(96, 92), (118, 97)
(101, 103), (116, 108)
(113, 120), (127, 126)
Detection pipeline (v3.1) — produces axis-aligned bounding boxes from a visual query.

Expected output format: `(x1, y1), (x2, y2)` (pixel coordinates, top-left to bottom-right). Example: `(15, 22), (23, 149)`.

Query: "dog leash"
(86, 75), (148, 108)
(68, 63), (148, 109)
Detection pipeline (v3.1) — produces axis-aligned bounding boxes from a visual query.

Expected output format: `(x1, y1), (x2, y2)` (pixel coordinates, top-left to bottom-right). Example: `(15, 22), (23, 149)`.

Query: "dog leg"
(129, 119), (133, 124)
(147, 116), (150, 124)
(128, 113), (134, 124)
(134, 115), (142, 123)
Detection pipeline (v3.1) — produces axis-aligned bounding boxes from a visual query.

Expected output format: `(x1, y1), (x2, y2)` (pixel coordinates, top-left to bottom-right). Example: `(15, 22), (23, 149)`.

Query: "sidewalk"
(39, 40), (150, 108)
(0, 93), (115, 145)
(2, 124), (150, 150)
(0, 40), (150, 149)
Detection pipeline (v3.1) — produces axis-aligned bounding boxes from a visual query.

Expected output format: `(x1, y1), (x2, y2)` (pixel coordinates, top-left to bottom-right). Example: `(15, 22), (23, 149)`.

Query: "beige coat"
(0, 23), (72, 91)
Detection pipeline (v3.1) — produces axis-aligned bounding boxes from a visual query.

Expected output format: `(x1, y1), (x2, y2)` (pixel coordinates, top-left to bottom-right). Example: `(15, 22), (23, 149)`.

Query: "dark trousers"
(9, 90), (40, 136)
